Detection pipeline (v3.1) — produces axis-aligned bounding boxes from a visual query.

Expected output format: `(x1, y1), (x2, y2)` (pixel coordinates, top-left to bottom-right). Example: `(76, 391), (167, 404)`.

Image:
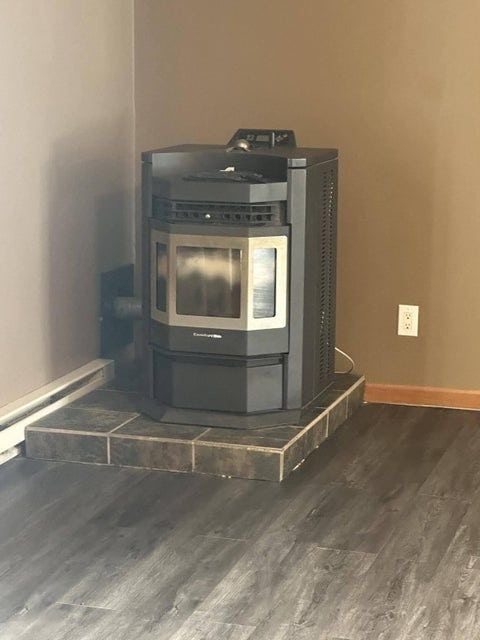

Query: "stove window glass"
(253, 248), (277, 318)
(176, 247), (241, 318)
(156, 242), (168, 312)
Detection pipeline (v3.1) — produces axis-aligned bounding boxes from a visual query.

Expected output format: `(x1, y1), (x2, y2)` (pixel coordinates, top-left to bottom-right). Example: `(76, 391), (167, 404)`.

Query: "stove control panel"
(227, 128), (296, 150)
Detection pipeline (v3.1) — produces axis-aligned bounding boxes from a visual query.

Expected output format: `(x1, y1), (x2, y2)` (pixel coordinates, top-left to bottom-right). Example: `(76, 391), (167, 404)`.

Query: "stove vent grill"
(318, 165), (337, 380)
(301, 161), (337, 405)
(153, 197), (285, 226)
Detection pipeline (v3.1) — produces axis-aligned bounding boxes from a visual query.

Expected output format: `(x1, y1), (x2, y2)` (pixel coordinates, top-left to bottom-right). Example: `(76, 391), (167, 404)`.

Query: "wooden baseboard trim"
(365, 383), (480, 410)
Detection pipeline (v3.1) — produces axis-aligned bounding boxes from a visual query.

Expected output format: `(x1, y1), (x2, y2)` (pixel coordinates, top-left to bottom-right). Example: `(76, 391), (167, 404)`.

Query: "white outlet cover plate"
(398, 304), (419, 337)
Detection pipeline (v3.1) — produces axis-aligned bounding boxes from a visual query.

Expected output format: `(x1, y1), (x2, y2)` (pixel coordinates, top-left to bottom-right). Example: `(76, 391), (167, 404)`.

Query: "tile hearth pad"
(26, 374), (364, 481)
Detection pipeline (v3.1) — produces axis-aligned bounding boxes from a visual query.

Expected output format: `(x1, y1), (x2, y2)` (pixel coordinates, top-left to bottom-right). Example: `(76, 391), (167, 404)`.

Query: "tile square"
(111, 415), (208, 440)
(26, 430), (107, 464)
(327, 397), (349, 436)
(194, 443), (281, 481)
(101, 361), (144, 392)
(316, 388), (346, 408)
(197, 425), (301, 449)
(29, 407), (137, 433)
(71, 389), (141, 413)
(332, 372), (362, 390)
(298, 406), (328, 427)
(283, 414), (328, 478)
(307, 412), (329, 448)
(347, 380), (365, 417)
(110, 437), (192, 471)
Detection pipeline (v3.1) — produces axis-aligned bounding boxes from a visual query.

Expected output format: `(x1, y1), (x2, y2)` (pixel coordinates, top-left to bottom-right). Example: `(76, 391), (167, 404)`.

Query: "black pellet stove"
(141, 129), (338, 429)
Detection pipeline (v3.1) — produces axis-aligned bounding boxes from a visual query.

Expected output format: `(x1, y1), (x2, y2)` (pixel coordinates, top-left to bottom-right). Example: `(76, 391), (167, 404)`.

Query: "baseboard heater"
(0, 359), (114, 460)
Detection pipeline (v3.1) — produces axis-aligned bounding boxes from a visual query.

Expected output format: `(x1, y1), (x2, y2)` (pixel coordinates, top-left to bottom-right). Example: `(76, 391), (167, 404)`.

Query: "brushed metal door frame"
(150, 230), (287, 331)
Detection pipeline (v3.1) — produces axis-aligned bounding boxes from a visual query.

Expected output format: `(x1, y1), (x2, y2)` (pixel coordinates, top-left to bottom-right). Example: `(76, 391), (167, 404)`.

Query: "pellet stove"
(141, 129), (338, 429)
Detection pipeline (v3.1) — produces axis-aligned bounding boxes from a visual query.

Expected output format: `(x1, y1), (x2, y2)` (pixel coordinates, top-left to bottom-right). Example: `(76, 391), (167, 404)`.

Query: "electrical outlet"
(398, 304), (419, 337)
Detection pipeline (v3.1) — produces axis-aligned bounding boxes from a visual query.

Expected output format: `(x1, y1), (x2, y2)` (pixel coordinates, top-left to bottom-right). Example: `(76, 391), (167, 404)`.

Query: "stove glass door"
(151, 231), (287, 331)
(176, 246), (242, 318)
(252, 247), (277, 318)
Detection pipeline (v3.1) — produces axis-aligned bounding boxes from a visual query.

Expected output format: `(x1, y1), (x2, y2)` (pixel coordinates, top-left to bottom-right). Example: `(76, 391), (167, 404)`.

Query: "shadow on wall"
(45, 116), (134, 382)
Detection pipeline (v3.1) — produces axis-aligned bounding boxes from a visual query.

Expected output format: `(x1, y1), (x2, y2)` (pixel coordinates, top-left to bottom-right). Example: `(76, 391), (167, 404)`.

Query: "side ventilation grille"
(317, 166), (337, 381)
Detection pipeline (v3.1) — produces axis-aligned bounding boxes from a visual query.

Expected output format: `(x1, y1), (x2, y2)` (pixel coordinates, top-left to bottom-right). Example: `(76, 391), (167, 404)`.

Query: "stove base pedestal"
(139, 398), (302, 430)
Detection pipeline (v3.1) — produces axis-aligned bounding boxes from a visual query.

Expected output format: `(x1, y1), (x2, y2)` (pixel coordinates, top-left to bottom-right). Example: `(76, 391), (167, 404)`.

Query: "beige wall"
(135, 0), (480, 389)
(0, 1), (134, 407)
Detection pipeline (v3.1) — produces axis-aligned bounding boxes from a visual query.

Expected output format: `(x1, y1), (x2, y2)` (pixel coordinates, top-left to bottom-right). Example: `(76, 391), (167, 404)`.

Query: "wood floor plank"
(59, 534), (247, 636)
(0, 465), (150, 620)
(335, 494), (470, 640)
(249, 626), (353, 640)
(284, 405), (460, 498)
(194, 479), (289, 540)
(419, 411), (480, 500)
(0, 458), (66, 528)
(46, 473), (292, 620)
(273, 405), (461, 555)
(1, 602), (185, 640)
(0, 471), (201, 630)
(292, 480), (418, 553)
(26, 474), (258, 632)
(170, 612), (255, 640)
(272, 405), (464, 557)
(340, 406), (464, 495)
(0, 457), (51, 514)
(393, 489), (480, 640)
(197, 532), (375, 629)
